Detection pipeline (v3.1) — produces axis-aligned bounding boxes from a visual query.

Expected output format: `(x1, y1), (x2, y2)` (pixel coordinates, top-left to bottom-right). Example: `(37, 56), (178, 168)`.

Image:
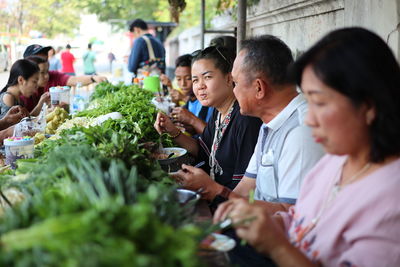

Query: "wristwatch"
(209, 186), (232, 210)
(218, 186), (232, 199)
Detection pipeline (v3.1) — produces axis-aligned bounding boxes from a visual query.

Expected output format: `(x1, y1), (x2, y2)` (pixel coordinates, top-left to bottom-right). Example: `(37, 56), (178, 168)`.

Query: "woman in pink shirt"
(214, 27), (400, 267)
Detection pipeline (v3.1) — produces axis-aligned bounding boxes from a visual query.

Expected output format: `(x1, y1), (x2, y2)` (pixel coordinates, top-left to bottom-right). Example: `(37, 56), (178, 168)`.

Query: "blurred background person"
(21, 44), (107, 111)
(83, 43), (97, 75)
(108, 51), (116, 73)
(48, 47), (61, 71)
(61, 44), (76, 76)
(0, 59), (46, 118)
(23, 56), (51, 114)
(128, 19), (165, 76)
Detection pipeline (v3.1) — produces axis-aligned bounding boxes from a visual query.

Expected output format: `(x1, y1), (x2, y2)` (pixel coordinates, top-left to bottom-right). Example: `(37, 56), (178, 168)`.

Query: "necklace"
(209, 101), (235, 180)
(331, 162), (371, 199)
(294, 159), (372, 244)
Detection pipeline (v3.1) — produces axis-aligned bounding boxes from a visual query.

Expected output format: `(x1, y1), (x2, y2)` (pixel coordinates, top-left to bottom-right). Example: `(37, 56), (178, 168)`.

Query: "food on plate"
(199, 233), (236, 252)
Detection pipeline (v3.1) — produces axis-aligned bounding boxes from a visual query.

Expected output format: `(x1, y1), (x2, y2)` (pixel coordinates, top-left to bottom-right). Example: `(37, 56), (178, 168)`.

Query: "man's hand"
(92, 75), (108, 83)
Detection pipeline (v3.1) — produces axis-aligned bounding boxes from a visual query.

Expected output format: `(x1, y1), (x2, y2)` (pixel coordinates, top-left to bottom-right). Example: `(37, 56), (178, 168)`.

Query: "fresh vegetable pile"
(0, 83), (203, 267)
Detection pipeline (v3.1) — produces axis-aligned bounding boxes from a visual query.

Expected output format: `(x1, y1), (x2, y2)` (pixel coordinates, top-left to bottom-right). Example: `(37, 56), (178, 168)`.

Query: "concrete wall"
(165, 0), (400, 67)
(245, 0), (400, 58)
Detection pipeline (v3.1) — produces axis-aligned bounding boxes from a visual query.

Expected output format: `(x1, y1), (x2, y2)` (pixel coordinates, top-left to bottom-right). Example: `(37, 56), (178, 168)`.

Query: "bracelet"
(169, 130), (181, 139)
(90, 76), (96, 83)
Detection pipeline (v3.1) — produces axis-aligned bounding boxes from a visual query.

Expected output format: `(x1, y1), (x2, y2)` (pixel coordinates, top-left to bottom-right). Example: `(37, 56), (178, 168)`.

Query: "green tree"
(81, 0), (162, 28)
(29, 0), (81, 38)
(2, 0), (82, 38)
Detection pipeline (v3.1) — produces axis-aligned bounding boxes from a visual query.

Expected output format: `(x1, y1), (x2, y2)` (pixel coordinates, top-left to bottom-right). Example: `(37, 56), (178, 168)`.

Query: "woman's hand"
(154, 112), (179, 135)
(214, 198), (287, 256)
(172, 164), (222, 200)
(169, 89), (186, 104)
(2, 106), (29, 126)
(171, 107), (195, 125)
(39, 92), (50, 105)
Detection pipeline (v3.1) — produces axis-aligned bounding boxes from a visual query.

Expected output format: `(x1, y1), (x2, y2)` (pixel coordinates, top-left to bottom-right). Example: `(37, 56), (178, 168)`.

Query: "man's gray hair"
(240, 35), (294, 86)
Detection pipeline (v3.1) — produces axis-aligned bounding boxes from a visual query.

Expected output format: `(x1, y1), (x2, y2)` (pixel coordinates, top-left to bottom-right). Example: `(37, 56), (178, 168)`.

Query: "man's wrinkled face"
(232, 50), (257, 116)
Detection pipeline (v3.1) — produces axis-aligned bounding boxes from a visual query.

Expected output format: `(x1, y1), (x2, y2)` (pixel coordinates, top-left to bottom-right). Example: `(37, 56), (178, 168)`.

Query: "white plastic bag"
(13, 105), (47, 137)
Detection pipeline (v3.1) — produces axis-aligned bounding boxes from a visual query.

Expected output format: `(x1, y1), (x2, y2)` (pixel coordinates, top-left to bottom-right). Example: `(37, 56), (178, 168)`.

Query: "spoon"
(167, 152), (175, 159)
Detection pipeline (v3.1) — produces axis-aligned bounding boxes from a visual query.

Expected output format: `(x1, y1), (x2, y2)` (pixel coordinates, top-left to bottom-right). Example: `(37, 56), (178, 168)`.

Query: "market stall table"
(195, 200), (231, 267)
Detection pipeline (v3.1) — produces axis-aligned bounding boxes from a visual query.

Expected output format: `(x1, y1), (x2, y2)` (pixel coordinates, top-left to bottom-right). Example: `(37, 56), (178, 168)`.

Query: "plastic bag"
(151, 97), (175, 115)
(13, 105), (47, 137)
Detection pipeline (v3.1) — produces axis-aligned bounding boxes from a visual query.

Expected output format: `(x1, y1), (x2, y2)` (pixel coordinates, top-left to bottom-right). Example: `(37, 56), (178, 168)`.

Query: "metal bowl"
(175, 189), (201, 205)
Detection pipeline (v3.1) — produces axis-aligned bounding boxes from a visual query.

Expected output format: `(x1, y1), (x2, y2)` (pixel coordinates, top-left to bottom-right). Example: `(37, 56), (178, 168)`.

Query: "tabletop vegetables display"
(0, 83), (203, 267)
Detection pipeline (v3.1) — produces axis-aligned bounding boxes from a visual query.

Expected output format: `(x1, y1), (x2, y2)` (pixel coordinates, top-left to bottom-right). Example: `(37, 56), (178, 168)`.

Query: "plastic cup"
(4, 137), (34, 169)
(50, 86), (71, 113)
(143, 76), (160, 93)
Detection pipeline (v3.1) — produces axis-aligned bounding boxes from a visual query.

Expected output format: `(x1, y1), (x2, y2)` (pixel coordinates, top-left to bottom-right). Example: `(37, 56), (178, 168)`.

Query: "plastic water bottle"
(71, 82), (84, 114)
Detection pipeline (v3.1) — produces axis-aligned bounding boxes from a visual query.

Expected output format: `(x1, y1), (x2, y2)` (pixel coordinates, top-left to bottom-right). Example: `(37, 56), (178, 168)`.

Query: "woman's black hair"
(175, 54), (192, 68)
(209, 35), (237, 56)
(26, 55), (48, 65)
(1, 59), (39, 93)
(191, 45), (235, 74)
(291, 27), (400, 162)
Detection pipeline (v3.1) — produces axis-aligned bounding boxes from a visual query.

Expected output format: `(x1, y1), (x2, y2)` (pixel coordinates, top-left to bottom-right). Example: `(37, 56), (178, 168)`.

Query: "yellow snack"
(34, 133), (45, 145)
(53, 115), (60, 123)
(46, 111), (56, 122)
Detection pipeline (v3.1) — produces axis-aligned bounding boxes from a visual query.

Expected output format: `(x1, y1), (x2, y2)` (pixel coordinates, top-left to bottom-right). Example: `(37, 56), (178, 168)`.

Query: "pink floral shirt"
(280, 155), (400, 267)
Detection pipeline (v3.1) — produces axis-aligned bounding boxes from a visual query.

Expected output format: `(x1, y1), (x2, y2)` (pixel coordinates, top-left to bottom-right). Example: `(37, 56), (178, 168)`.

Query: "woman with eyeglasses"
(214, 28), (400, 267)
(154, 46), (262, 203)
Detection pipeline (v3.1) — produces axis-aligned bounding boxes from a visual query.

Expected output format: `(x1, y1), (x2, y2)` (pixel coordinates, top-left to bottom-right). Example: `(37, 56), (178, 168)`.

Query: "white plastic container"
(4, 137), (35, 169)
(50, 86), (71, 112)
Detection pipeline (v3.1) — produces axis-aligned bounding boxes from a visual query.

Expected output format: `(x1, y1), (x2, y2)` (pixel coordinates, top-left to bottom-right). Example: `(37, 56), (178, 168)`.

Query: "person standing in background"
(108, 51), (116, 73)
(128, 19), (165, 76)
(48, 47), (61, 71)
(83, 43), (96, 75)
(61, 44), (76, 76)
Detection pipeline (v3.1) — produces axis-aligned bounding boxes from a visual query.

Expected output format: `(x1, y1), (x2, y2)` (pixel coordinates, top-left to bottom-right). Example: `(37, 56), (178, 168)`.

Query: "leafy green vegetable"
(0, 82), (204, 266)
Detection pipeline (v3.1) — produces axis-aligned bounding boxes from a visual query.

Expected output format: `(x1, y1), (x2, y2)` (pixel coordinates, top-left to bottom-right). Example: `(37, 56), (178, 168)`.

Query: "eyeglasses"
(191, 46), (231, 65)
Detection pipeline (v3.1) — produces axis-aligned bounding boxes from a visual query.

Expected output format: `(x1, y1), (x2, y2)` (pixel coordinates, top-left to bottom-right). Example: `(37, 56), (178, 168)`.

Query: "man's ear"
(226, 72), (233, 86)
(365, 105), (376, 125)
(255, 78), (269, 100)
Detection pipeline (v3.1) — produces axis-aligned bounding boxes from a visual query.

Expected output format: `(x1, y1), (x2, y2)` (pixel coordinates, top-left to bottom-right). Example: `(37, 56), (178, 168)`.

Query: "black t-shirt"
(197, 101), (262, 190)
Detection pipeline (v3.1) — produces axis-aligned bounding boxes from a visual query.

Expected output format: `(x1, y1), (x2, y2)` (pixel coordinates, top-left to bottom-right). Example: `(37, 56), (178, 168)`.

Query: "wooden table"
(195, 200), (232, 267)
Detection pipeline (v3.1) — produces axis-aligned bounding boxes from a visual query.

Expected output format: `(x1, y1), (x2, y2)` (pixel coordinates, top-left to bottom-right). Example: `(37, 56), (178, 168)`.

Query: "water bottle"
(71, 82), (83, 114)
